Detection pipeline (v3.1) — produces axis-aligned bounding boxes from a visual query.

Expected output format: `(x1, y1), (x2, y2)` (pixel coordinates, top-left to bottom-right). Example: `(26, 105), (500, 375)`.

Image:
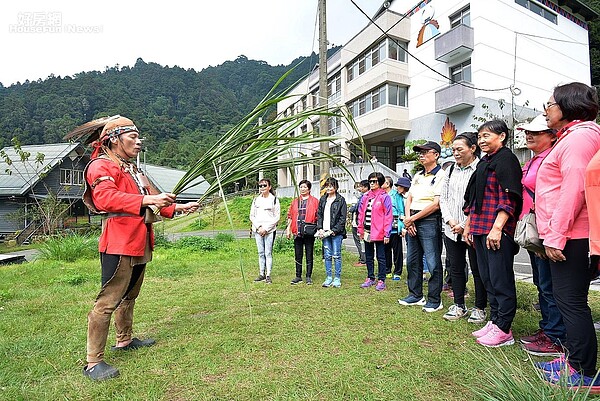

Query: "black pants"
(474, 234), (516, 333)
(352, 226), (365, 263)
(550, 239), (597, 376)
(444, 236), (486, 309)
(384, 232), (403, 276)
(294, 235), (315, 278)
(101, 253), (145, 290)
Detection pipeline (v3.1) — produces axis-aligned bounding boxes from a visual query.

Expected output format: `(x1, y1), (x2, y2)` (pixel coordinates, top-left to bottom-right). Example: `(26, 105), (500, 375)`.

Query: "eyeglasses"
(369, 180), (378, 184)
(543, 102), (558, 112)
(417, 150), (435, 156)
(524, 130), (552, 136)
(258, 184), (268, 188)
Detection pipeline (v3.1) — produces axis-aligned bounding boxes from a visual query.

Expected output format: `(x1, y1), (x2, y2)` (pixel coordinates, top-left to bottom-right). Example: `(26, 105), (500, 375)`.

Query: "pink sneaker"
(472, 321), (494, 338)
(477, 325), (515, 347)
(375, 280), (386, 291)
(360, 277), (376, 288)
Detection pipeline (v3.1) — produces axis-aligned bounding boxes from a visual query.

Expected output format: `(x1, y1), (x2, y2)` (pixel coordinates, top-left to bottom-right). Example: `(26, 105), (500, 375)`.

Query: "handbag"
(514, 211), (544, 253)
(301, 221), (317, 236)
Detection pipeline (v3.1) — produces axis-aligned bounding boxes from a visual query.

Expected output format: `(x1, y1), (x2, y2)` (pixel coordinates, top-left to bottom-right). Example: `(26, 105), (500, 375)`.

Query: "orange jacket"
(87, 158), (175, 256)
(586, 149), (600, 256)
(287, 195), (319, 235)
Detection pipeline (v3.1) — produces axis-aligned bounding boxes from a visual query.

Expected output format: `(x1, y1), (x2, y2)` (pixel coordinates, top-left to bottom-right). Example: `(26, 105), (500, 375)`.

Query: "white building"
(276, 0), (597, 199)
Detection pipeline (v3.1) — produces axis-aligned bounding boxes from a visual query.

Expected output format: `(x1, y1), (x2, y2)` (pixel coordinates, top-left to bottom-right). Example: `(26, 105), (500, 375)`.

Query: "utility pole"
(318, 0), (329, 185)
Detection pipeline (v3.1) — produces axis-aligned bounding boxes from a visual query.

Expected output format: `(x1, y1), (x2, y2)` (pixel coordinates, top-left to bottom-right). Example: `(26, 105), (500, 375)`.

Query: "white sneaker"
(468, 308), (486, 324)
(443, 304), (468, 321)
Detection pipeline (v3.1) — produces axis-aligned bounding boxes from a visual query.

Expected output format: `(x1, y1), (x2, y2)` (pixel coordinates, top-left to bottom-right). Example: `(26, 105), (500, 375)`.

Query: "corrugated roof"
(0, 142), (207, 201)
(0, 143), (83, 196)
(140, 164), (208, 201)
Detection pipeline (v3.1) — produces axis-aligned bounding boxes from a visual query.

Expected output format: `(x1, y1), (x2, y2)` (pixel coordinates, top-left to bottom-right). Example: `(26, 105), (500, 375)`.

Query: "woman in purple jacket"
(357, 172), (393, 291)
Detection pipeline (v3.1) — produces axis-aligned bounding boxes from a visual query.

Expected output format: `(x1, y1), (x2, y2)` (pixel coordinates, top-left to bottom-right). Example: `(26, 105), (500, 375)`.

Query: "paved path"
(168, 229), (545, 284)
(5, 231), (600, 291)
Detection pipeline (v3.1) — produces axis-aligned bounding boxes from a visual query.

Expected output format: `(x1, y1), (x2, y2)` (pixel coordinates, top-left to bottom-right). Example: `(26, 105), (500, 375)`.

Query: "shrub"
(273, 235), (294, 253)
(188, 217), (209, 231)
(174, 236), (218, 251)
(37, 234), (98, 262)
(215, 233), (235, 243)
(154, 231), (172, 248)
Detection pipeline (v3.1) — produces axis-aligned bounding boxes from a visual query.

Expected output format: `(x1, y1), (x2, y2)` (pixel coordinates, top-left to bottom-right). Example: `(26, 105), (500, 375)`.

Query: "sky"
(0, 0), (384, 87)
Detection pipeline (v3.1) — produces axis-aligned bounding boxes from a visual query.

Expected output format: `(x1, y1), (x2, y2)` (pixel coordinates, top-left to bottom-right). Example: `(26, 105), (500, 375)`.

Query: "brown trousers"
(86, 255), (146, 363)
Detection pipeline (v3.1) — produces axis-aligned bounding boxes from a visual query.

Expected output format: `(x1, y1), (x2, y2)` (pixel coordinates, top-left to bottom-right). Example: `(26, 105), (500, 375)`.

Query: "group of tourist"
(249, 81), (600, 392)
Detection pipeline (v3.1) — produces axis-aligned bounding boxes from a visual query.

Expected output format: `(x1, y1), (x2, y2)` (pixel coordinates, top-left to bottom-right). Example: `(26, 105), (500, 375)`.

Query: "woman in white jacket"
(250, 179), (280, 284)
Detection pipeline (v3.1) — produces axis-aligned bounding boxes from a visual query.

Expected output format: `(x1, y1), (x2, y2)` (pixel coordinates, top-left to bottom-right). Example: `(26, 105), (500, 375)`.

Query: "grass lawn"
(1, 237), (599, 400)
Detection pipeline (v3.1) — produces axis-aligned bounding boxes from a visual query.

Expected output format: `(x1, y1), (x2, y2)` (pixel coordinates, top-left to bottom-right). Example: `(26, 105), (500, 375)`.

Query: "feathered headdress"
(63, 115), (123, 144)
(64, 115), (138, 158)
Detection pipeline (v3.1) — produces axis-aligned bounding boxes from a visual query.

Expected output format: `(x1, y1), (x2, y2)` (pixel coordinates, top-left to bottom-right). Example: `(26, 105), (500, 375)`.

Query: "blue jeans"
(406, 214), (443, 304)
(323, 234), (343, 278)
(255, 231), (275, 276)
(529, 251), (566, 343)
(364, 240), (387, 281)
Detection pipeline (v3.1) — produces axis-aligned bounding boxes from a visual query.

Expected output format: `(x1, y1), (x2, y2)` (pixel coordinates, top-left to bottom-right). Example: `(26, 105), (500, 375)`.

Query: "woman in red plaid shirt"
(463, 119), (523, 348)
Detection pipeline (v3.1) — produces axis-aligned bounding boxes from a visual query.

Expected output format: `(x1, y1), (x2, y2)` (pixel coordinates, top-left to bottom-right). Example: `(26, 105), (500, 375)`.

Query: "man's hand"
(175, 202), (199, 214)
(407, 225), (417, 237)
(143, 192), (176, 208)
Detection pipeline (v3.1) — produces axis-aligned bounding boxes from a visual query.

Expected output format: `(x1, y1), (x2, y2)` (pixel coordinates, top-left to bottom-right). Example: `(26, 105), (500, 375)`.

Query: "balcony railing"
(435, 24), (474, 63)
(435, 82), (475, 114)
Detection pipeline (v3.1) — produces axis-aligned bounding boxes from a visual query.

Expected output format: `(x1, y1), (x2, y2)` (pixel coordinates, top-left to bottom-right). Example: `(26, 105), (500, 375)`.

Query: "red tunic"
(87, 158), (175, 256)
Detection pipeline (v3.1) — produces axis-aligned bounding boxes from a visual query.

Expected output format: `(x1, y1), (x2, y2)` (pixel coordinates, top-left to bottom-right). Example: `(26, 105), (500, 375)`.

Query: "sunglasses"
(369, 180), (378, 184)
(258, 184), (268, 188)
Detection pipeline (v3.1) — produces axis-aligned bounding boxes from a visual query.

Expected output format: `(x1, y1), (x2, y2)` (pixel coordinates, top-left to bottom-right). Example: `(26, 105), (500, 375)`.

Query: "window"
(328, 73), (341, 102)
(348, 84), (407, 118)
(60, 169), (84, 186)
(450, 59), (471, 83)
(388, 84), (408, 107)
(313, 159), (321, 178)
(311, 90), (319, 107)
(73, 170), (84, 186)
(515, 0), (557, 24)
(388, 39), (408, 62)
(60, 169), (72, 185)
(347, 38), (407, 82)
(370, 145), (390, 167)
(450, 6), (471, 28)
(328, 116), (341, 136)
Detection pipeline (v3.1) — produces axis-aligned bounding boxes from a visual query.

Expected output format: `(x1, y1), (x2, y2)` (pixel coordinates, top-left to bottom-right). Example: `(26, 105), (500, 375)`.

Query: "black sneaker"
(254, 275), (266, 282)
(265, 276), (272, 284)
(291, 277), (303, 285)
(305, 277), (313, 285)
(83, 361), (120, 381)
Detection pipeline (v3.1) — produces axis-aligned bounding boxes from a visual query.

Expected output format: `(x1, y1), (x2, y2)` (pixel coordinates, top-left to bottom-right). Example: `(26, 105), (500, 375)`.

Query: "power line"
(348, 0), (514, 93)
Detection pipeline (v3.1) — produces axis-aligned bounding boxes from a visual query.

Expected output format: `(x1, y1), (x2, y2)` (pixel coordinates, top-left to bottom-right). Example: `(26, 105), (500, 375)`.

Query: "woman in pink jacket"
(357, 172), (393, 291)
(535, 82), (600, 391)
